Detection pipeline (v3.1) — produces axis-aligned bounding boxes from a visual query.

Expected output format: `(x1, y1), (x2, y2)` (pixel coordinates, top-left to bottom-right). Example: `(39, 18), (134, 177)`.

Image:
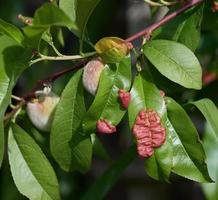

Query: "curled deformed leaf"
(95, 37), (133, 63)
(132, 109), (166, 158)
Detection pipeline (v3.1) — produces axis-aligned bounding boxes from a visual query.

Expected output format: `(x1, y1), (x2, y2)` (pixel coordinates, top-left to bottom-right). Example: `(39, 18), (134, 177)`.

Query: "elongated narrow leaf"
(0, 35), (30, 168)
(202, 124), (218, 200)
(188, 99), (218, 140)
(0, 18), (24, 44)
(166, 97), (212, 182)
(128, 71), (173, 182)
(51, 70), (92, 172)
(82, 145), (137, 200)
(153, 5), (203, 51)
(0, 122), (4, 168)
(8, 123), (60, 200)
(83, 56), (131, 134)
(23, 3), (78, 49)
(60, 0), (101, 41)
(143, 40), (202, 89)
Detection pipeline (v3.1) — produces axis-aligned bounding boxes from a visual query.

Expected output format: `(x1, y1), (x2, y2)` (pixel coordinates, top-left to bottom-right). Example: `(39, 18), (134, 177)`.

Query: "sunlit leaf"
(0, 18), (24, 44)
(8, 123), (60, 200)
(0, 35), (30, 168)
(60, 0), (101, 41)
(143, 40), (202, 89)
(95, 37), (130, 63)
(23, 3), (78, 49)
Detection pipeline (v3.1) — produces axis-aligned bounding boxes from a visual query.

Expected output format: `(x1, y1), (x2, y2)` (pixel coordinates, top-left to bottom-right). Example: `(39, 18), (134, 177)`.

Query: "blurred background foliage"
(0, 0), (217, 199)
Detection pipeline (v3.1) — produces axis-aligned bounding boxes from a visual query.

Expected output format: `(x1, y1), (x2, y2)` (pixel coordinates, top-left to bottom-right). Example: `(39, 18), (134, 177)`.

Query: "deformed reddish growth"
(118, 89), (131, 109)
(96, 119), (116, 134)
(132, 109), (166, 157)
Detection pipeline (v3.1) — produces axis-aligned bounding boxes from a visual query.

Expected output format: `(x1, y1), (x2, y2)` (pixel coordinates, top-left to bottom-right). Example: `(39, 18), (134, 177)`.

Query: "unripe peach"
(82, 58), (105, 95)
(26, 89), (59, 132)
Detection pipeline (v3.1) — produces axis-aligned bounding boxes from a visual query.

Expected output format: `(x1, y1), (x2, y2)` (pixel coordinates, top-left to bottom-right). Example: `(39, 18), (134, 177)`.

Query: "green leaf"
(0, 122), (4, 168)
(202, 124), (218, 200)
(128, 71), (173, 182)
(153, 5), (203, 51)
(60, 0), (101, 41)
(0, 35), (30, 168)
(59, 0), (76, 22)
(33, 3), (77, 30)
(83, 56), (131, 134)
(143, 40), (202, 89)
(51, 70), (92, 172)
(23, 3), (78, 49)
(0, 18), (24, 44)
(82, 145), (137, 200)
(188, 99), (218, 140)
(8, 123), (60, 200)
(166, 97), (212, 182)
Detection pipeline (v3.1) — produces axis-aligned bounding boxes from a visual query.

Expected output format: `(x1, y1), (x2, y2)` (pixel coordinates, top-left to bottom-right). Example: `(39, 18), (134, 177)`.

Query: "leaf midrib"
(12, 134), (54, 200)
(145, 43), (197, 85)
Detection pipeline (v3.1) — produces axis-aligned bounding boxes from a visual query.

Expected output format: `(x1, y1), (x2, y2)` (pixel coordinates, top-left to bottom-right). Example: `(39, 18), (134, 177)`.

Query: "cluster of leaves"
(0, 0), (218, 200)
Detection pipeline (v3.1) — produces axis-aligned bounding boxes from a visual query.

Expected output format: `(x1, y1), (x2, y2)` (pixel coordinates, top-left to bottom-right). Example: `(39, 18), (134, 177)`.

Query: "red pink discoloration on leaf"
(132, 109), (166, 157)
(118, 89), (131, 109)
(96, 119), (116, 134)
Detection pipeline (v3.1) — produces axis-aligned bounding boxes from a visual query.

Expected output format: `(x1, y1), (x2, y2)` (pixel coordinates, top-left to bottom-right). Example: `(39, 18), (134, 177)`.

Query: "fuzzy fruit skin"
(96, 119), (116, 134)
(27, 92), (59, 132)
(82, 59), (105, 95)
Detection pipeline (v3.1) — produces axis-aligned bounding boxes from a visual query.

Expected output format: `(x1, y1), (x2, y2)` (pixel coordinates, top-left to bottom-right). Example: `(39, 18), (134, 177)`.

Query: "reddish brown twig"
(125, 0), (203, 42)
(23, 59), (88, 101)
